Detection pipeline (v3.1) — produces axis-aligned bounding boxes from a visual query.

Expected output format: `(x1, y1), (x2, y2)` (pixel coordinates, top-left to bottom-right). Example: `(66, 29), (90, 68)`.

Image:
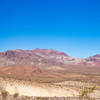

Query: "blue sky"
(0, 0), (100, 58)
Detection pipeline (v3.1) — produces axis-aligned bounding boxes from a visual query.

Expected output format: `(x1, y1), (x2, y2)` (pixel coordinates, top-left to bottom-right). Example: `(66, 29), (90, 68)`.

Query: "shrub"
(1, 90), (8, 100)
(79, 86), (96, 100)
(13, 93), (19, 98)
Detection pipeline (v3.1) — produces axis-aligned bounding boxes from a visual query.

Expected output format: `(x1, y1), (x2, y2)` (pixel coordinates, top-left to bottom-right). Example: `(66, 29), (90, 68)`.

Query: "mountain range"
(0, 48), (100, 67)
(0, 48), (100, 79)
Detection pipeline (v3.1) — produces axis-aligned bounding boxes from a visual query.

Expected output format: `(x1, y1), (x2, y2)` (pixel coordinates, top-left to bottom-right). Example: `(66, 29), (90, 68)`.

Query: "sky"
(0, 0), (100, 58)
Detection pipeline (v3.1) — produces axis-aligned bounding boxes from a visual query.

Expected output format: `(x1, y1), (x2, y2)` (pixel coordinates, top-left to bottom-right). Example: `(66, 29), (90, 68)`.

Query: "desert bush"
(13, 93), (19, 98)
(79, 86), (96, 100)
(1, 90), (8, 100)
(25, 96), (32, 100)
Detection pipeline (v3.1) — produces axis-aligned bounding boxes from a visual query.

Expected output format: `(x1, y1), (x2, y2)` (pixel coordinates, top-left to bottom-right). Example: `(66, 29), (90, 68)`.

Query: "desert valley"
(0, 49), (100, 100)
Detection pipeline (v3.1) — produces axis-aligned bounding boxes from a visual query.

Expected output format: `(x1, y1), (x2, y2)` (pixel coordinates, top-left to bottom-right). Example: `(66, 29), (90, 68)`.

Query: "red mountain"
(0, 48), (100, 68)
(0, 49), (100, 80)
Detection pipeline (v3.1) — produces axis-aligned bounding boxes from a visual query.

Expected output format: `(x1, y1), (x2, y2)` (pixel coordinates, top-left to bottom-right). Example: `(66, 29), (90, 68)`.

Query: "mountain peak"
(33, 48), (68, 56)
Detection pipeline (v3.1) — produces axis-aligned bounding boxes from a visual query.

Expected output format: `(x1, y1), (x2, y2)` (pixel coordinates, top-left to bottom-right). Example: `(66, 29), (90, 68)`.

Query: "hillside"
(0, 49), (100, 98)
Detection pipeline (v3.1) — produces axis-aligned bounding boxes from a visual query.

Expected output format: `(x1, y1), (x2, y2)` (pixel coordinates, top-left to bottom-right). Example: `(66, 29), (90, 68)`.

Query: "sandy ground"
(0, 77), (79, 97)
(0, 77), (100, 98)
